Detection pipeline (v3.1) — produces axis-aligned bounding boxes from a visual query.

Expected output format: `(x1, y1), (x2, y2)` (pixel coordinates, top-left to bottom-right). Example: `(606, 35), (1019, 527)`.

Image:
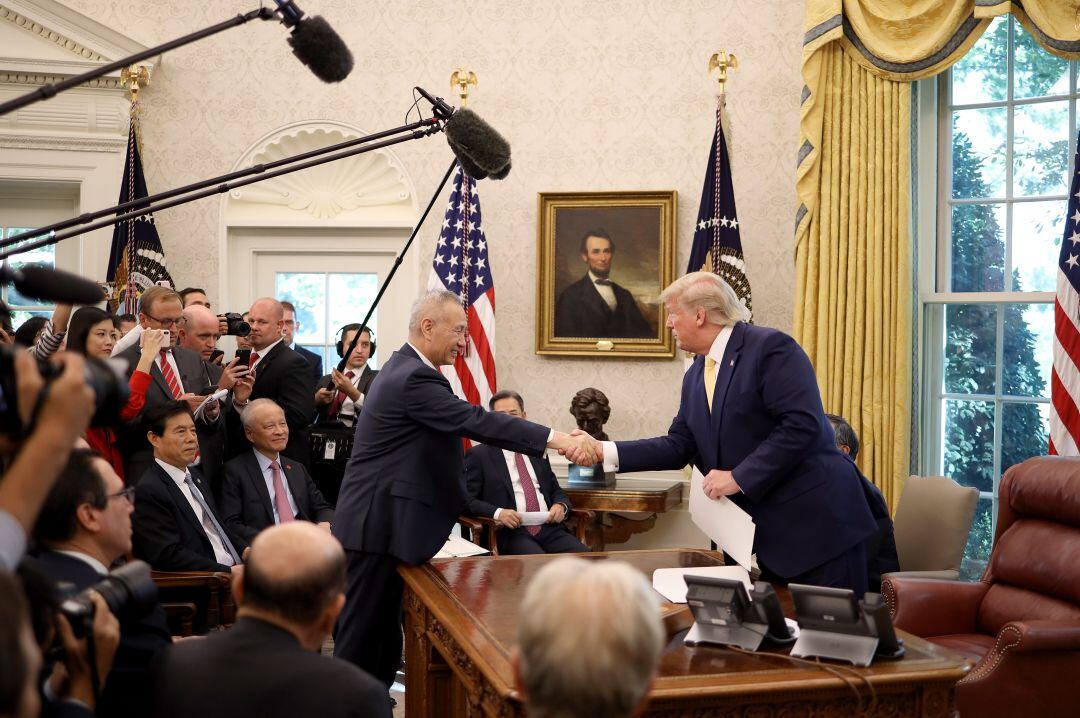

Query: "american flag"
(1050, 129), (1080, 455)
(687, 96), (752, 317)
(427, 166), (496, 409)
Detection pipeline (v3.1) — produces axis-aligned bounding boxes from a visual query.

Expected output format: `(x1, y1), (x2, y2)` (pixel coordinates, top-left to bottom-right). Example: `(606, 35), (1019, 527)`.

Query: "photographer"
(1, 350), (95, 570)
(28, 449), (170, 718)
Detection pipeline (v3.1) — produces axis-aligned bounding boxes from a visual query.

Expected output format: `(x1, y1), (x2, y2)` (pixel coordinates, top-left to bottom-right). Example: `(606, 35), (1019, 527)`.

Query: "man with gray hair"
(567, 272), (877, 596)
(516, 557), (663, 718)
(333, 289), (599, 689)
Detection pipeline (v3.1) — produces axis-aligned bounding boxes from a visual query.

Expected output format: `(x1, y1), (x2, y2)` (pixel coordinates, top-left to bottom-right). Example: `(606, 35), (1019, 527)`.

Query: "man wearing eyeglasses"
(26, 449), (172, 718)
(117, 286), (224, 483)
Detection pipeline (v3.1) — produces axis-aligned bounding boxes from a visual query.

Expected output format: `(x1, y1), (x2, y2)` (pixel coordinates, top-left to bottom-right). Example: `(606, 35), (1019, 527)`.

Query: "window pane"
(944, 304), (997, 394)
(952, 109), (1006, 199)
(2, 228), (55, 308)
(950, 204), (1005, 291)
(959, 498), (994, 581)
(1014, 22), (1070, 100)
(1011, 200), (1063, 292)
(1002, 303), (1052, 396)
(1001, 402), (1049, 471)
(951, 17), (1007, 105)
(943, 399), (996, 492)
(327, 273), (379, 365)
(299, 344), (328, 375)
(276, 273), (325, 344)
(10, 310), (49, 329)
(1013, 102), (1068, 196)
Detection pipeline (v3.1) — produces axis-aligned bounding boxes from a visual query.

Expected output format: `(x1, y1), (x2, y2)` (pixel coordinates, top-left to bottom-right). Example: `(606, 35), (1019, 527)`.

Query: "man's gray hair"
(408, 289), (460, 334)
(659, 271), (751, 326)
(241, 398), (282, 428)
(517, 557), (664, 718)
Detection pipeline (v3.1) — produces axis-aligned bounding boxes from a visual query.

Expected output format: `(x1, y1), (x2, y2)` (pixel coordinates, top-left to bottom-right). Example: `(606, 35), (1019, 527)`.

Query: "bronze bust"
(570, 387), (611, 441)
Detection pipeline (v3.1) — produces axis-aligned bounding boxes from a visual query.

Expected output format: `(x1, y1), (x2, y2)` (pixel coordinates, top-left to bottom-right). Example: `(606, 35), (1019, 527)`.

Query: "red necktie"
(328, 370), (355, 419)
(249, 352), (259, 368)
(514, 453), (542, 536)
(158, 350), (183, 399)
(270, 460), (294, 523)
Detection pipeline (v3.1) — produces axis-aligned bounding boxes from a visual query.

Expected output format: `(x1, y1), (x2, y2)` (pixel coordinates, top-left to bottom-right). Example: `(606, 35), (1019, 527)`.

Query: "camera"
(0, 344), (130, 437)
(56, 561), (157, 639)
(220, 312), (251, 337)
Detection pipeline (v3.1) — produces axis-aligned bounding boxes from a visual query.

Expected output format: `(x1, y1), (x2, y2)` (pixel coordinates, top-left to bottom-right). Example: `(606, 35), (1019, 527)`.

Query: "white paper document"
(689, 467), (756, 570)
(519, 511), (549, 526)
(194, 389), (229, 419)
(433, 534), (490, 559)
(651, 566), (753, 604)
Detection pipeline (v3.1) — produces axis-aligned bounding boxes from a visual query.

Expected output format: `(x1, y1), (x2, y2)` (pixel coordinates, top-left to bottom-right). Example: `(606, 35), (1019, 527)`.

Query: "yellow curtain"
(795, 0), (1080, 507)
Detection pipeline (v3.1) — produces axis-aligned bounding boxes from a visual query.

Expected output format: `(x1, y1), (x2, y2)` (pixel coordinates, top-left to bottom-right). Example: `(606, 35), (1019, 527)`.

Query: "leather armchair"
(151, 570), (235, 635)
(882, 456), (1080, 717)
(459, 509), (595, 555)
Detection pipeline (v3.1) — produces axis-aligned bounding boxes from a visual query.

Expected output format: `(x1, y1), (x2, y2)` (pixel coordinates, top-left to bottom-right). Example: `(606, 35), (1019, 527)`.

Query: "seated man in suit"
(147, 522), (390, 718)
(29, 449), (171, 718)
(132, 402), (245, 572)
(826, 414), (900, 592)
(220, 399), (333, 545)
(516, 557), (663, 718)
(314, 323), (378, 426)
(465, 390), (588, 555)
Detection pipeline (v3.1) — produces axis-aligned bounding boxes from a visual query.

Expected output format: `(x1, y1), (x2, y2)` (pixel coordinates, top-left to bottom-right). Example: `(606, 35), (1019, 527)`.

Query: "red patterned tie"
(328, 370), (355, 419)
(158, 350), (183, 399)
(270, 461), (294, 523)
(249, 352), (259, 368)
(514, 453), (542, 536)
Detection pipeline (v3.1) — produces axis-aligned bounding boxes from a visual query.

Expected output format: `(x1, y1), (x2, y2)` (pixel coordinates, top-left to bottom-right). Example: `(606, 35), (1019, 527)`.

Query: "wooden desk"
(401, 549), (969, 718)
(560, 478), (683, 549)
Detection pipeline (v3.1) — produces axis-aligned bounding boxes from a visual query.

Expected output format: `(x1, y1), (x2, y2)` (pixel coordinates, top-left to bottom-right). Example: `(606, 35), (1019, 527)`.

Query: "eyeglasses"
(108, 487), (136, 504)
(144, 313), (181, 328)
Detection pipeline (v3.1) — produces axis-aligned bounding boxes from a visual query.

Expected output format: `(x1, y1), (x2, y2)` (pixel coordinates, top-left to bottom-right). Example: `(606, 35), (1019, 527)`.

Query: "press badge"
(324, 439), (337, 460)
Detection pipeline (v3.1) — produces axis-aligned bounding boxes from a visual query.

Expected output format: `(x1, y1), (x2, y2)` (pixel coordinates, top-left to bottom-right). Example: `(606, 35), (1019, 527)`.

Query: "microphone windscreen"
(444, 109), (511, 180)
(288, 16), (354, 83)
(11, 265), (105, 304)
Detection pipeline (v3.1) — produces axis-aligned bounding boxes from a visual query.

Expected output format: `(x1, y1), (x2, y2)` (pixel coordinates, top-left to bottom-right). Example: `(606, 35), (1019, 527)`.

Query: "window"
(919, 16), (1067, 578)
(1, 226), (55, 328)
(276, 272), (379, 374)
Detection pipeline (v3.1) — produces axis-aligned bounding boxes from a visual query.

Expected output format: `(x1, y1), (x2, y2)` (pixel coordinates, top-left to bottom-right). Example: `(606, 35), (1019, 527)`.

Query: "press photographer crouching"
(24, 449), (169, 718)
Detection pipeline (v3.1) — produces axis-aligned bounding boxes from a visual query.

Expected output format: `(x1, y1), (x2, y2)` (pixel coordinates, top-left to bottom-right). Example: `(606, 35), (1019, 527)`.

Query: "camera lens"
(221, 313), (251, 337)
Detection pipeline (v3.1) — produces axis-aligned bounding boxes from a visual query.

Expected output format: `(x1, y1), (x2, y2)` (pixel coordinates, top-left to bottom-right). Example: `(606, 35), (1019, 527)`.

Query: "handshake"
(548, 429), (604, 467)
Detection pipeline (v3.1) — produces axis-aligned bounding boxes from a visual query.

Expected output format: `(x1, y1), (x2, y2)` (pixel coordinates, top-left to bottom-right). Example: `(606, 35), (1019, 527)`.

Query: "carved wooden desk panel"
(400, 549), (969, 718)
(559, 479), (683, 549)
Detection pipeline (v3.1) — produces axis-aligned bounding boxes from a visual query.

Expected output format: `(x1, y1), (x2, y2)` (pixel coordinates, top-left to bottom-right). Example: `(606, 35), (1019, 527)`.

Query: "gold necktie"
(704, 356), (717, 412)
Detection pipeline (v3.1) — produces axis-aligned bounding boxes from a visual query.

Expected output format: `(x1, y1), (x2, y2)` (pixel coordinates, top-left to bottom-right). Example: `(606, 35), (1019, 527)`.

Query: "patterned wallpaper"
(57, 0), (805, 438)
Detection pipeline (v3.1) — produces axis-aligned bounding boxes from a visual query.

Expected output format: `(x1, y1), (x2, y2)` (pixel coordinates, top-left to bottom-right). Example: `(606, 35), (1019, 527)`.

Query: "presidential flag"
(427, 166), (496, 410)
(687, 97), (752, 318)
(1050, 128), (1080, 455)
(107, 109), (173, 313)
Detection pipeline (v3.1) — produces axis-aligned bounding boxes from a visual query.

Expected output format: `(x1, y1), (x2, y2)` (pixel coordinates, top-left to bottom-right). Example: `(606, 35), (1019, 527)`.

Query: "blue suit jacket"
(616, 322), (876, 577)
(333, 344), (550, 565)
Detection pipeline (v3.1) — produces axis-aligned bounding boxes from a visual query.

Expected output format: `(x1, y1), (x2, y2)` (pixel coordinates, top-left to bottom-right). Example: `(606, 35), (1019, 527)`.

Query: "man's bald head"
(242, 523), (345, 625)
(247, 297), (285, 351)
(178, 304), (221, 359)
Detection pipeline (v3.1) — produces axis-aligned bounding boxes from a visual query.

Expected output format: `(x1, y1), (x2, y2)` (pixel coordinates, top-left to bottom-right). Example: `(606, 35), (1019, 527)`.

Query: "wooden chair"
(151, 570), (235, 635)
(458, 509), (595, 555)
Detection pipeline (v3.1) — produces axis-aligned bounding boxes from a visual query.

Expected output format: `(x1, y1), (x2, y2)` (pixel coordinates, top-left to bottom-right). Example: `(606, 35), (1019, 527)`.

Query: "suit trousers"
(759, 542), (868, 599)
(496, 523), (588, 555)
(335, 550), (403, 688)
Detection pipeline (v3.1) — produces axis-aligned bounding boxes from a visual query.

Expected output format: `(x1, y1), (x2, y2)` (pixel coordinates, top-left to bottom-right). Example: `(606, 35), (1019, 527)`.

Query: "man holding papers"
(567, 272), (876, 596)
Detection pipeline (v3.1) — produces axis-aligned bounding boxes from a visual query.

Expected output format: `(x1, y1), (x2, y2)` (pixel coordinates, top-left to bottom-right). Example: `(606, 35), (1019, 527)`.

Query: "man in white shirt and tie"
(133, 401), (245, 572)
(314, 323), (379, 426)
(463, 390), (588, 555)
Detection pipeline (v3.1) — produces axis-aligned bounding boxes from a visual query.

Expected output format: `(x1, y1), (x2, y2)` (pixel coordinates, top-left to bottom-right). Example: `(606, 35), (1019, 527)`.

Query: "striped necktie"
(514, 453), (542, 536)
(159, 350), (183, 399)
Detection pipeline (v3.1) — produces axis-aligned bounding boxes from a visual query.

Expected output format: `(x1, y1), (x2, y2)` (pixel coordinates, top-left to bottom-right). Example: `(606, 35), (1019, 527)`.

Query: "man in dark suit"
(281, 300), (323, 385)
(132, 402), (245, 572)
(314, 323), (378, 425)
(228, 298), (315, 465)
(220, 399), (333, 544)
(29, 450), (171, 718)
(568, 272), (877, 596)
(147, 522), (390, 718)
(116, 286), (224, 484)
(465, 390), (587, 555)
(332, 289), (597, 687)
(554, 229), (652, 338)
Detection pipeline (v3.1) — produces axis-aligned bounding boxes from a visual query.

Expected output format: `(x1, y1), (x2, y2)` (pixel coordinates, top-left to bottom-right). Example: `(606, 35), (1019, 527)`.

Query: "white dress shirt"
(493, 450), (550, 519)
(335, 368), (366, 421)
(155, 459), (234, 566)
(601, 325), (733, 472)
(407, 341), (438, 369)
(251, 338), (283, 370)
(589, 270), (618, 311)
(254, 449), (298, 523)
(56, 550), (109, 576)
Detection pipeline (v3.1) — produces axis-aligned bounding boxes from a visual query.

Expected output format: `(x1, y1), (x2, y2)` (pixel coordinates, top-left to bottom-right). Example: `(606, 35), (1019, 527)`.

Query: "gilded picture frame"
(536, 191), (676, 357)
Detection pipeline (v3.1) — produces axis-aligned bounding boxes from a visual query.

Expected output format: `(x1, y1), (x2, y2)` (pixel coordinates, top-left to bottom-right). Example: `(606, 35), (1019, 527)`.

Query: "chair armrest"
(568, 509), (594, 547)
(162, 602), (197, 638)
(882, 569), (960, 581)
(457, 515), (487, 532)
(881, 577), (989, 637)
(457, 515), (500, 555)
(570, 509), (595, 521)
(1004, 620), (1080, 653)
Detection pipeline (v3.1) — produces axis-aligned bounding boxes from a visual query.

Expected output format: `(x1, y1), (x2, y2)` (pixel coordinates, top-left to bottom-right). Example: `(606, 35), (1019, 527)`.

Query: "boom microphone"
(443, 108), (512, 180)
(273, 1), (354, 83)
(0, 264), (105, 304)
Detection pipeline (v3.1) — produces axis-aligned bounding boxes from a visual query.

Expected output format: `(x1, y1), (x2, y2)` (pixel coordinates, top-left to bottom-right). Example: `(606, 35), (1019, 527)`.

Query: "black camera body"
(56, 560), (158, 639)
(219, 312), (251, 337)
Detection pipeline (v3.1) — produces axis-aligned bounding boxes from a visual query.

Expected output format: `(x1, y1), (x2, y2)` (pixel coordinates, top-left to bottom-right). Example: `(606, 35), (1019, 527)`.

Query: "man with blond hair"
(567, 272), (876, 596)
(516, 557), (663, 718)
